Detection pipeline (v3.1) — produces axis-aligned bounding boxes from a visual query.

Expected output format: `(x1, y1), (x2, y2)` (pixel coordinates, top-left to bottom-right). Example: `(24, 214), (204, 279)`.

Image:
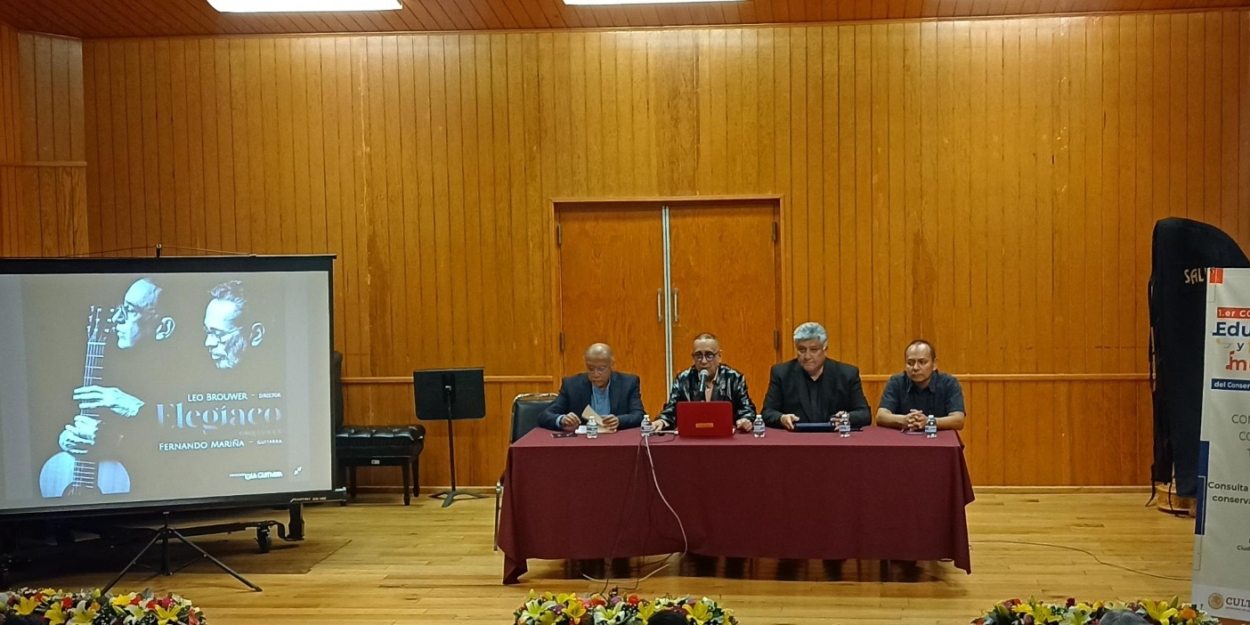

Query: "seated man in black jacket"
(654, 332), (756, 432)
(541, 343), (645, 432)
(761, 322), (870, 430)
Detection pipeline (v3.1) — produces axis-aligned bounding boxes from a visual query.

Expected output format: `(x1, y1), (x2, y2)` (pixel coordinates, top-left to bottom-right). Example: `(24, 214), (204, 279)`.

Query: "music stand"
(414, 368), (487, 507)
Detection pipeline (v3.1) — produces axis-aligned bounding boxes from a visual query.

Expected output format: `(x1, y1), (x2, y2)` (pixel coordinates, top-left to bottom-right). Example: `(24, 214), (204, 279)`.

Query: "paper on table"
(580, 405), (616, 433)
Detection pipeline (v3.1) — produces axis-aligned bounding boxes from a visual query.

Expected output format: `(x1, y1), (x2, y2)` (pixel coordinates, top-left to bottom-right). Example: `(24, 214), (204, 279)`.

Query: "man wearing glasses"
(654, 333), (757, 433)
(541, 343), (645, 433)
(761, 321), (871, 430)
(49, 277), (177, 494)
(203, 280), (266, 371)
(65, 277), (177, 422)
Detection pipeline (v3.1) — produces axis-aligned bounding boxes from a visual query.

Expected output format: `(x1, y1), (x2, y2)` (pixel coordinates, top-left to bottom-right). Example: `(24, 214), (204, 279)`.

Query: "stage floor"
(11, 492), (1193, 624)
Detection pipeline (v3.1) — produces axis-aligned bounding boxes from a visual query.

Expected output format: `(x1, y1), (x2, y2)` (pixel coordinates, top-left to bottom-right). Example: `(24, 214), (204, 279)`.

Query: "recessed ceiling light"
(208, 0), (402, 13)
(564, 0), (741, 5)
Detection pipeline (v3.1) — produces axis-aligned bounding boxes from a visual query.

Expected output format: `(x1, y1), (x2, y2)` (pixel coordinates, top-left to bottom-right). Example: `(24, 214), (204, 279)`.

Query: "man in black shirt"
(761, 322), (870, 430)
(655, 333), (757, 432)
(876, 339), (966, 431)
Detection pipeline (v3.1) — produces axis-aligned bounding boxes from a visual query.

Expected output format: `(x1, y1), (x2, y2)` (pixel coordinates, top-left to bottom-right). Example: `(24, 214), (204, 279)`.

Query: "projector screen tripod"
(102, 512), (262, 593)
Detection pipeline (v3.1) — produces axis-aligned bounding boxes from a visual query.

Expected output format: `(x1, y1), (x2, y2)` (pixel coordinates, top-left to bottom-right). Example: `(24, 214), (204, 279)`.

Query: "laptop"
(676, 401), (734, 438)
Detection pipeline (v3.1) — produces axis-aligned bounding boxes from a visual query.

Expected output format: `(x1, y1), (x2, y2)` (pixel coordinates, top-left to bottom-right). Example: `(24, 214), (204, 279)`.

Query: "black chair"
(493, 392), (557, 549)
(331, 352), (427, 505)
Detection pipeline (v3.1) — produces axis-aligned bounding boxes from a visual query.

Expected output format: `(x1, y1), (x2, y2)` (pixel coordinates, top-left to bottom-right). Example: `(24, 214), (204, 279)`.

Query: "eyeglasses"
(205, 326), (243, 344)
(585, 365), (610, 374)
(112, 301), (145, 322)
(692, 351), (720, 362)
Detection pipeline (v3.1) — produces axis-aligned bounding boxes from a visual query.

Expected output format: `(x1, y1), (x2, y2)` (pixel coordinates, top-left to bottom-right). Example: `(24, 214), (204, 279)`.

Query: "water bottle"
(753, 414), (765, 438)
(587, 416), (599, 439)
(640, 414), (653, 437)
(838, 412), (851, 438)
(925, 414), (937, 439)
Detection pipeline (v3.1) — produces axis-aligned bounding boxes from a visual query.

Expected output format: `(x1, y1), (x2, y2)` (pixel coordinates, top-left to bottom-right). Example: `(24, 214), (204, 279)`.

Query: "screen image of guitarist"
(40, 278), (176, 499)
(0, 263), (332, 515)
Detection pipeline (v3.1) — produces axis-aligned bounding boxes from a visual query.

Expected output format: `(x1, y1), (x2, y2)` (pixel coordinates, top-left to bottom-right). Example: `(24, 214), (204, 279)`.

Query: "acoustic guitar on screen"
(38, 306), (132, 499)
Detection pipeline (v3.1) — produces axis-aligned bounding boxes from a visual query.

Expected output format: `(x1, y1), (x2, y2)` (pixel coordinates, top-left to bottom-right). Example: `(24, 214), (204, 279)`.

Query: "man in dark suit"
(761, 322), (871, 430)
(541, 343), (646, 432)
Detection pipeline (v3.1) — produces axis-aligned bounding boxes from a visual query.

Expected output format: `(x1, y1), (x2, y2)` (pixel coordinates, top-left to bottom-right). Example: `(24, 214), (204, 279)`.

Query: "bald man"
(541, 343), (645, 432)
(58, 278), (176, 456)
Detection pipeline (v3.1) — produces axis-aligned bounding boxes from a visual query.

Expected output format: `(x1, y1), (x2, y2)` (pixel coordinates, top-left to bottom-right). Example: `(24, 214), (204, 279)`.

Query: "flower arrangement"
(974, 598), (1216, 625)
(0, 588), (205, 625)
(514, 590), (736, 625)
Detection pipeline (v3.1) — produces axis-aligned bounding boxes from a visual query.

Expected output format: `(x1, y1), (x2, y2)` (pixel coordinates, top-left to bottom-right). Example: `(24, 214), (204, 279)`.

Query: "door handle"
(657, 289), (663, 323)
(673, 288), (680, 324)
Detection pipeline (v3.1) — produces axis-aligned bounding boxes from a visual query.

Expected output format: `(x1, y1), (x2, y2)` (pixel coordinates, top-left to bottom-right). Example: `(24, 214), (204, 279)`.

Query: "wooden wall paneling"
(50, 35), (70, 161)
(396, 34), (420, 372)
(0, 31), (86, 259)
(0, 167), (12, 254)
(0, 23), (20, 163)
(854, 25), (874, 370)
(364, 36), (392, 373)
(1052, 20), (1070, 375)
(10, 0), (1250, 38)
(817, 26), (838, 349)
(0, 163), (86, 256)
(135, 39), (156, 250)
(109, 41), (131, 254)
(901, 21), (921, 362)
(83, 41), (100, 254)
(428, 33), (453, 367)
(523, 32), (548, 375)
(442, 35), (469, 375)
(786, 26), (807, 323)
(884, 24), (905, 369)
(473, 34), (501, 376)
(967, 22), (988, 379)
(18, 34), (41, 161)
(74, 16), (1250, 486)
(934, 20), (954, 376)
(1104, 16), (1126, 378)
(833, 25), (853, 358)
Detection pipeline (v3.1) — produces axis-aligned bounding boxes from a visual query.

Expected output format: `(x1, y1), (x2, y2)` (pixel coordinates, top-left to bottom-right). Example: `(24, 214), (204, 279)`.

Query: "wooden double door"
(556, 201), (782, 415)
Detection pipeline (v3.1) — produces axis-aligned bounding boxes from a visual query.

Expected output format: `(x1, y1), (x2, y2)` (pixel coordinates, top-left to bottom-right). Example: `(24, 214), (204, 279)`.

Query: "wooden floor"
(10, 492), (1195, 625)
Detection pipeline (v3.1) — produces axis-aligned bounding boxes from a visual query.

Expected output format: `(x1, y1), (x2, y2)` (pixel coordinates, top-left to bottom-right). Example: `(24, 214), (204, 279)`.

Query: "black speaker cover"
(1150, 217), (1249, 497)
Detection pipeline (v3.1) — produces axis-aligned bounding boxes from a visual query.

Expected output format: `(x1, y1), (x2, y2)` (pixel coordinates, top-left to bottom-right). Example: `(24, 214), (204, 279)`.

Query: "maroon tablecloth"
(497, 427), (974, 584)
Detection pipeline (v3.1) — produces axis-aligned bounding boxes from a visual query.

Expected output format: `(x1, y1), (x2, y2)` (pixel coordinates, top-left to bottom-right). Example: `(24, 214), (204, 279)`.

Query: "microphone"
(698, 369), (708, 396)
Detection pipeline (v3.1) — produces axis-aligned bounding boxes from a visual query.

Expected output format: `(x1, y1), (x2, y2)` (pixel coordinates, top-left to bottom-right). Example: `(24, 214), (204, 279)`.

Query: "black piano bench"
(335, 425), (426, 506)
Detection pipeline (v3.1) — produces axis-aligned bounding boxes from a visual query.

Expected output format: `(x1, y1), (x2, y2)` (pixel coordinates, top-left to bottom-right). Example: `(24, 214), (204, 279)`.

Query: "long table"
(497, 426), (974, 584)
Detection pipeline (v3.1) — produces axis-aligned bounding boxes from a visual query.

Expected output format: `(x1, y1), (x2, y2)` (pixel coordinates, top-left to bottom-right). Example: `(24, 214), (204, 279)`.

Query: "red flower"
(146, 601), (157, 611)
(62, 598), (73, 610)
(1066, 599), (1077, 608)
(130, 597), (142, 606)
(189, 611), (199, 625)
(589, 597), (606, 608)
(627, 595), (640, 606)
